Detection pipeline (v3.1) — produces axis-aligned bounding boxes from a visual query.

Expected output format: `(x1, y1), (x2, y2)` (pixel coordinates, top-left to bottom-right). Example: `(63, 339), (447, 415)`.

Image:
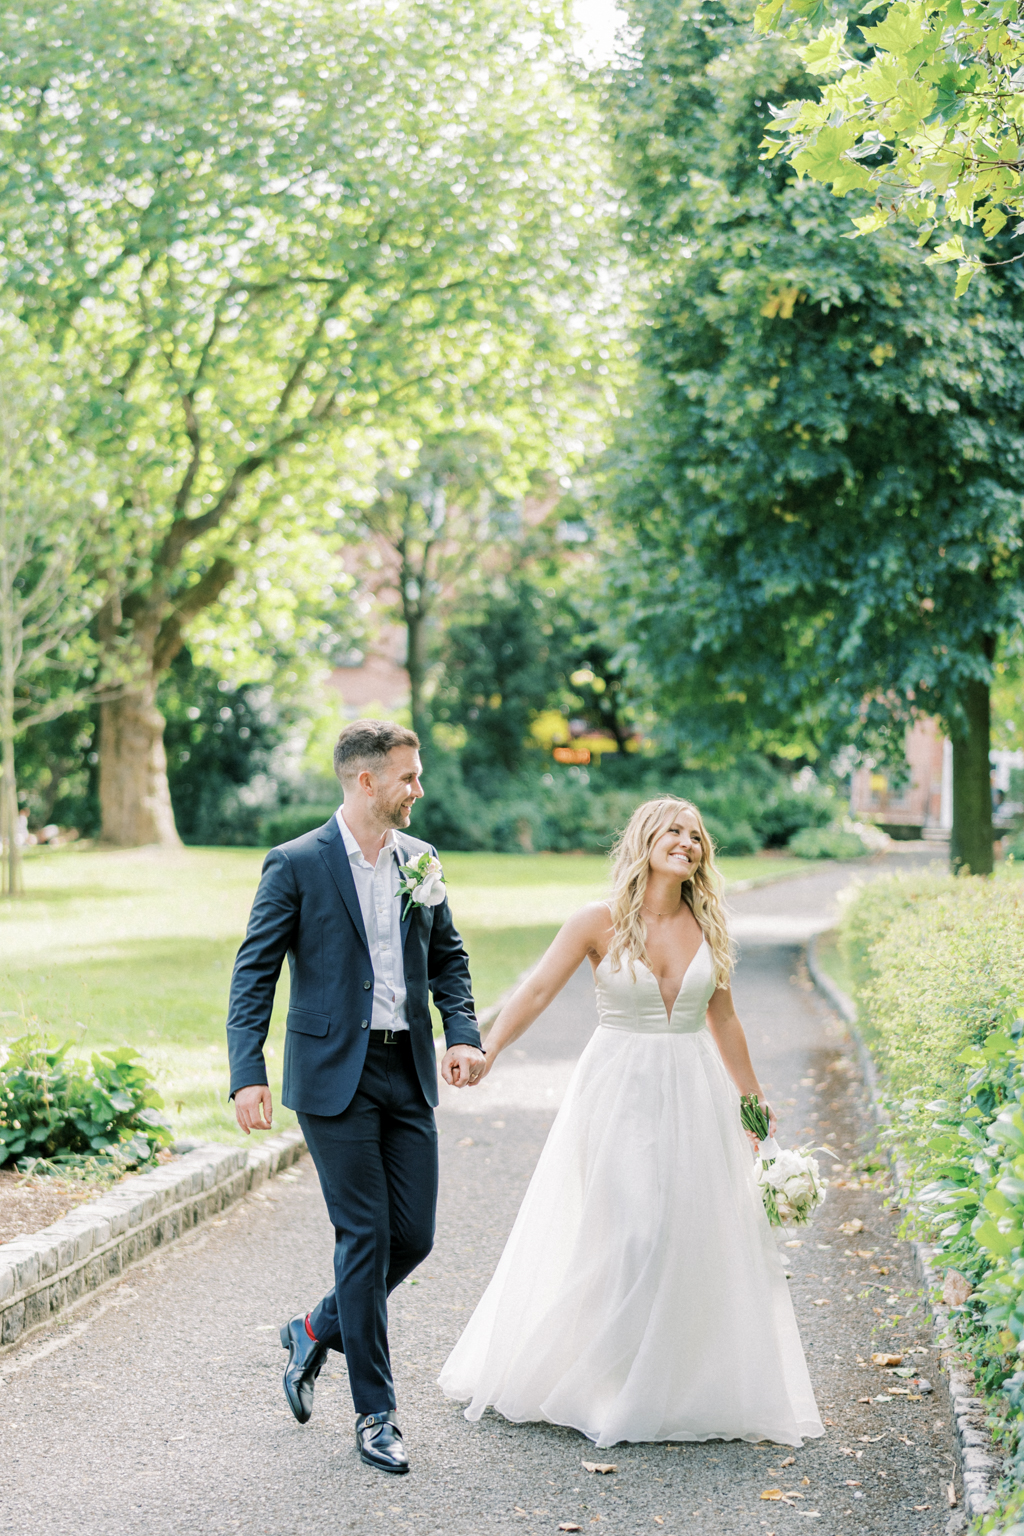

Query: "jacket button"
(363, 980), (372, 991)
(360, 1019), (369, 1029)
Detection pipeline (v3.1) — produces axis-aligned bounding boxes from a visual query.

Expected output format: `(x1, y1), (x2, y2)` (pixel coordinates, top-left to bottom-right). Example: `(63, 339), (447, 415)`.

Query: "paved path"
(0, 849), (962, 1536)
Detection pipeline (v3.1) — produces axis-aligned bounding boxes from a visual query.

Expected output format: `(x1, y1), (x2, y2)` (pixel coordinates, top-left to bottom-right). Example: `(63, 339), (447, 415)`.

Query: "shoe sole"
(358, 1450), (410, 1474)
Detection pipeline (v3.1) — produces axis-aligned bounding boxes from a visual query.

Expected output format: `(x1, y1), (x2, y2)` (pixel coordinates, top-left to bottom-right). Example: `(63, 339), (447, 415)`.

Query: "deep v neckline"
(644, 940), (706, 1024)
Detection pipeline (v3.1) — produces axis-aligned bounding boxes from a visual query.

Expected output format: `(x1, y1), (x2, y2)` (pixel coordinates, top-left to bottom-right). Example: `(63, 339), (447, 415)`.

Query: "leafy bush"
(259, 804), (338, 846)
(837, 873), (1024, 1524)
(841, 873), (1024, 1098)
(787, 826), (869, 860)
(703, 814), (760, 856)
(0, 1035), (172, 1172)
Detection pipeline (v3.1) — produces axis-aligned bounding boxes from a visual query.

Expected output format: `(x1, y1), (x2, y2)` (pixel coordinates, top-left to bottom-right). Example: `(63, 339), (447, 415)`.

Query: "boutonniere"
(397, 850), (447, 918)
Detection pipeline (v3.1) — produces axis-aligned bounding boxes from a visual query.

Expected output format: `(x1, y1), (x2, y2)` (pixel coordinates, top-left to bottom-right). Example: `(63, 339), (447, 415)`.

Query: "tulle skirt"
(438, 1024), (824, 1447)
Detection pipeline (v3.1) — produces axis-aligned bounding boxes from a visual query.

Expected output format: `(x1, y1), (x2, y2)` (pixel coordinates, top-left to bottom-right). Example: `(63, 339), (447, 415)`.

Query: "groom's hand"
(234, 1084), (274, 1133)
(441, 1044), (487, 1089)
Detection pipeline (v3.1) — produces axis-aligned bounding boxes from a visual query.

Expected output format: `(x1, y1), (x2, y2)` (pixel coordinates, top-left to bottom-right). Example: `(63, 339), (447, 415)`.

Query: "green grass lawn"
(0, 844), (807, 1148)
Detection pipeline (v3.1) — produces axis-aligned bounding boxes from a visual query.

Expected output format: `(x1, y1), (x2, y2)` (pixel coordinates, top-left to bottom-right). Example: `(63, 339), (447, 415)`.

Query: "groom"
(226, 719), (486, 1474)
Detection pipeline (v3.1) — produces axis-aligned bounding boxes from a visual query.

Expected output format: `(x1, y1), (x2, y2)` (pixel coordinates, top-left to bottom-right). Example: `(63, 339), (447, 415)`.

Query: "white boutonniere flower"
(398, 850), (447, 918)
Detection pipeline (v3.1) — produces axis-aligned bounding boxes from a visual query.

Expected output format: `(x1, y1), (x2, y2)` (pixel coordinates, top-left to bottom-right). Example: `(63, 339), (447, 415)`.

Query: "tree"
(604, 0), (1024, 873)
(0, 317), (125, 893)
(353, 432), (533, 740)
(753, 0), (1024, 293)
(433, 555), (638, 779)
(0, 0), (608, 844)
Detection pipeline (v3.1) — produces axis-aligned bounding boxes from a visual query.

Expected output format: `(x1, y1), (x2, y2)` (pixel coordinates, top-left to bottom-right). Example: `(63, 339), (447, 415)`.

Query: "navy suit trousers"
(299, 1032), (438, 1415)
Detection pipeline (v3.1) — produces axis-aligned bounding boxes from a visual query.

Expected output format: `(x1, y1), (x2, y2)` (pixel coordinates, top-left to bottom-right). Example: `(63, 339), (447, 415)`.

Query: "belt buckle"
(382, 1028), (397, 1046)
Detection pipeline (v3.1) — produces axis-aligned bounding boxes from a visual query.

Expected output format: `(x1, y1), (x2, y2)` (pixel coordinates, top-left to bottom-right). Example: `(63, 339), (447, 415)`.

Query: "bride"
(439, 796), (824, 1448)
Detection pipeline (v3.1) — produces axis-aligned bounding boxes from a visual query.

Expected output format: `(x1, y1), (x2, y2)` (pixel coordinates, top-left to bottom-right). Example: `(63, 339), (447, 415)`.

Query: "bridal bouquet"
(740, 1095), (828, 1227)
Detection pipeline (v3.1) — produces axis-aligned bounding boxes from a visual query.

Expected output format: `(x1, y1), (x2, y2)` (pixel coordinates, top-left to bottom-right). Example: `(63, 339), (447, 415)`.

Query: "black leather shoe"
(355, 1410), (409, 1473)
(280, 1316), (329, 1424)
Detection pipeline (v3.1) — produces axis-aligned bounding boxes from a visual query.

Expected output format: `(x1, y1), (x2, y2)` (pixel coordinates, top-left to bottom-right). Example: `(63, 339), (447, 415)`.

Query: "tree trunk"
(405, 609), (427, 742)
(0, 622), (21, 894)
(1, 729), (21, 895)
(950, 675), (993, 876)
(99, 675), (180, 847)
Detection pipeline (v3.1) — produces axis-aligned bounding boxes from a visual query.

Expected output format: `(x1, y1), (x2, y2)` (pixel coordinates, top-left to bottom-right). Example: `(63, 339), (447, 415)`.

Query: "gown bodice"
(595, 941), (715, 1035)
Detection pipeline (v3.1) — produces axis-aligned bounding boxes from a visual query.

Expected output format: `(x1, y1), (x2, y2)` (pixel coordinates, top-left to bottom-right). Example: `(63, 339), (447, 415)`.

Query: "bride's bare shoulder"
(560, 900), (614, 957)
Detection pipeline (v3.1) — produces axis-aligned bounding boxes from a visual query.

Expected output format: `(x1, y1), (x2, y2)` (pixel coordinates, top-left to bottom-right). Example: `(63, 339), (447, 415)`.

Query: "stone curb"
(806, 934), (1004, 1526)
(0, 1125), (306, 1356)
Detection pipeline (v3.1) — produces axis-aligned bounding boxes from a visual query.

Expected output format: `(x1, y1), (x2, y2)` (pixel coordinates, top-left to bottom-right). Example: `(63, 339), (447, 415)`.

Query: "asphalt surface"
(0, 848), (965, 1536)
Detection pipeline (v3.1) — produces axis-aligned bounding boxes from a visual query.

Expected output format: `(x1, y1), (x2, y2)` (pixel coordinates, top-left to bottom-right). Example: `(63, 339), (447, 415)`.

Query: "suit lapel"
(317, 816), (369, 954)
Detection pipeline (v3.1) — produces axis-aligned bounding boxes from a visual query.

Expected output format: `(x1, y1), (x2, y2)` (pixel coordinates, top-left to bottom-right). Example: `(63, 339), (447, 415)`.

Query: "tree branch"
(152, 555), (237, 673)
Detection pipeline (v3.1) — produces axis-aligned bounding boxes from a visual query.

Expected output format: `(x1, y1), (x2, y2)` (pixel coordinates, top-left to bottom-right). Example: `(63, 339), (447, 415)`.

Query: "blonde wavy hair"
(606, 796), (733, 990)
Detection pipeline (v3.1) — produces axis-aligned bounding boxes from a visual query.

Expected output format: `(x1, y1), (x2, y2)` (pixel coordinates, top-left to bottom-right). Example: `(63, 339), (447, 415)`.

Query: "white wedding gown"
(438, 942), (824, 1447)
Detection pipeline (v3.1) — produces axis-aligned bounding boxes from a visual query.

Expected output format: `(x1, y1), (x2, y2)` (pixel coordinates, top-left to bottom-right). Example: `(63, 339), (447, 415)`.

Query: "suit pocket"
(286, 1006), (330, 1038)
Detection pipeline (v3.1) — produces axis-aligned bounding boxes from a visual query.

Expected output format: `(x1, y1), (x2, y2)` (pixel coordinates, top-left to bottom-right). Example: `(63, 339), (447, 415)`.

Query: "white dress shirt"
(336, 809), (409, 1032)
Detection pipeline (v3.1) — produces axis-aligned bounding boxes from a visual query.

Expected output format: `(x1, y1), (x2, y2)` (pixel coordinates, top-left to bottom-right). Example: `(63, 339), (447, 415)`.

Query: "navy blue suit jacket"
(225, 816), (481, 1116)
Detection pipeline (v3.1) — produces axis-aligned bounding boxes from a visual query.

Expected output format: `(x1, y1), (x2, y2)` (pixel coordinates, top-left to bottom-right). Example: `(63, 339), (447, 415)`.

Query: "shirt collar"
(336, 807), (398, 867)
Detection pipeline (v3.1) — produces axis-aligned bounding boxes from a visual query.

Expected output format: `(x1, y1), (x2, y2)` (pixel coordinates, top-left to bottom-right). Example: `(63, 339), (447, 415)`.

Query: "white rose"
(411, 862), (446, 906)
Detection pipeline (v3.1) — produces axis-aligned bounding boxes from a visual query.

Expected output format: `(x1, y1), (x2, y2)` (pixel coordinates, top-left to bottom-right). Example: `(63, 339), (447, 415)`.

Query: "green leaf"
(860, 3), (928, 56)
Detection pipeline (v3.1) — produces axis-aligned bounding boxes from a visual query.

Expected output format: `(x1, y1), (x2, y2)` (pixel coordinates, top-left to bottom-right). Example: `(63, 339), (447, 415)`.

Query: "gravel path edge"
(0, 1126), (306, 1356)
(807, 933), (1005, 1527)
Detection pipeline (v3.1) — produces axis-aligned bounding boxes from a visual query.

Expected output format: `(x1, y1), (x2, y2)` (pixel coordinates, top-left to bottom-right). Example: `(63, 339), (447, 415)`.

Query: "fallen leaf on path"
(857, 1396), (873, 1403)
(824, 1419), (837, 1426)
(780, 1456), (795, 1467)
(761, 1490), (784, 1501)
(800, 1478), (810, 1485)
(784, 1240), (803, 1248)
(558, 1526), (582, 1533)
(871, 1352), (902, 1367)
(456, 1137), (474, 1147)
(947, 1483), (958, 1508)
(811, 1299), (830, 1306)
(854, 1249), (875, 1258)
(943, 1271), (972, 1308)
(844, 1481), (862, 1487)
(840, 1219), (865, 1235)
(913, 1505), (931, 1512)
(653, 1520), (664, 1526)
(514, 1509), (528, 1517)
(858, 1435), (884, 1443)
(581, 1462), (617, 1474)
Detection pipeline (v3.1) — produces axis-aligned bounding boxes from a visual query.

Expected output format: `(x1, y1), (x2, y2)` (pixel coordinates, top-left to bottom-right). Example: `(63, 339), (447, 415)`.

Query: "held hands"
(441, 1044), (488, 1089)
(234, 1084), (273, 1134)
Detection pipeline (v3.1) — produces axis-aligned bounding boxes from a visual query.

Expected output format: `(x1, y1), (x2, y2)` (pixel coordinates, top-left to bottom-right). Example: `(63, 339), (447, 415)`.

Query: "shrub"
(836, 873), (1024, 1525)
(703, 814), (760, 857)
(259, 804), (338, 846)
(787, 826), (870, 860)
(845, 875), (1024, 1100)
(0, 1035), (173, 1172)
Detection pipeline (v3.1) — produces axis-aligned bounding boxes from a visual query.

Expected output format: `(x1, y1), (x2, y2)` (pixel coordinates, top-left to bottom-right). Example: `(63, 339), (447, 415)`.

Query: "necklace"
(642, 903), (682, 919)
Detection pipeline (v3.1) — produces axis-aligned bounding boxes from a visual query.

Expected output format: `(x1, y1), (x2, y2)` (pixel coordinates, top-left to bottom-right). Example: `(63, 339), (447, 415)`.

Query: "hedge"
(838, 872), (1024, 1528)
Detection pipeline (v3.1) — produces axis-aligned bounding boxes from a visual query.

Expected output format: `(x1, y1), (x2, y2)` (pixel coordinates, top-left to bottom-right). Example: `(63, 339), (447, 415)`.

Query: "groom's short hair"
(334, 719), (420, 784)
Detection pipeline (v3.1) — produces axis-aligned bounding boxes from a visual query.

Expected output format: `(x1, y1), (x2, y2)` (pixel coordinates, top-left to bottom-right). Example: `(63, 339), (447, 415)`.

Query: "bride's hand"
(743, 1098), (777, 1151)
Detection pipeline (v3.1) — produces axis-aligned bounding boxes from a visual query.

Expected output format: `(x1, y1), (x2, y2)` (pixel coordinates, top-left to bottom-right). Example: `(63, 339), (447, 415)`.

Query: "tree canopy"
(753, 0), (1024, 292)
(604, 0), (1024, 871)
(0, 0), (612, 842)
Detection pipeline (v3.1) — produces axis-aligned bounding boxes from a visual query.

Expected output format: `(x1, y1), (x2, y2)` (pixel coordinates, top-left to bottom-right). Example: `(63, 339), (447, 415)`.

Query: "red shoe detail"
(304, 1314), (318, 1343)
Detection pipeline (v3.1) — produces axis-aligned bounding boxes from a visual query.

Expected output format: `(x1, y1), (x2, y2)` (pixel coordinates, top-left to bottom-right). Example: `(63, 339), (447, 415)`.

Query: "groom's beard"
(378, 793), (415, 830)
